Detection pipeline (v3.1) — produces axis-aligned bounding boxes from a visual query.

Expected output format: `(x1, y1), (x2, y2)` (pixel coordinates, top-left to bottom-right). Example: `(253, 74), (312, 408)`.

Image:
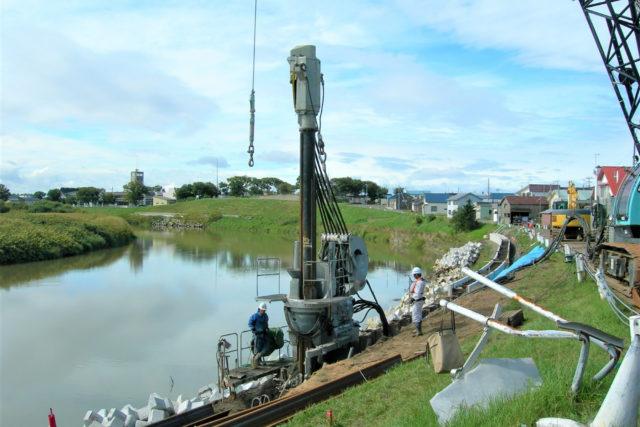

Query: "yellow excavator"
(549, 181), (592, 240)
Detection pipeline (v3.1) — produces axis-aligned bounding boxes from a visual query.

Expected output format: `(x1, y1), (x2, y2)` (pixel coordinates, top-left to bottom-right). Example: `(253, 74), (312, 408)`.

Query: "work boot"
(251, 353), (259, 369)
(413, 323), (423, 337)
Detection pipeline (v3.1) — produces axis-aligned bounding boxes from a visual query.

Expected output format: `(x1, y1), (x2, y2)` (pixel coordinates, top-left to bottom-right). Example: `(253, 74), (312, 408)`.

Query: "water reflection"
(0, 230), (415, 427)
(0, 245), (129, 289)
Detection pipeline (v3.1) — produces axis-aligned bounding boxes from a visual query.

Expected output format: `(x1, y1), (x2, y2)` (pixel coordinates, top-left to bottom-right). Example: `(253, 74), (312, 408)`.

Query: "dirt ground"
(286, 278), (518, 396)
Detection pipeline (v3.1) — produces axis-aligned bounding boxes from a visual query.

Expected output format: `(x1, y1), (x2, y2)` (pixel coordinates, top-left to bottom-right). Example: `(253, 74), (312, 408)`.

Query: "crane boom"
(577, 0), (640, 160)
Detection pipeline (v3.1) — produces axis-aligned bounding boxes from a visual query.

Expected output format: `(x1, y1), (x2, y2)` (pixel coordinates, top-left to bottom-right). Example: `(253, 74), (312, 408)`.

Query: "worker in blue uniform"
(248, 302), (269, 368)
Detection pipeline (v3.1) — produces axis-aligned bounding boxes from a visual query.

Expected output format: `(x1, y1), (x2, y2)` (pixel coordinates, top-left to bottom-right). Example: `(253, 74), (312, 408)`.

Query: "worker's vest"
(411, 278), (424, 295)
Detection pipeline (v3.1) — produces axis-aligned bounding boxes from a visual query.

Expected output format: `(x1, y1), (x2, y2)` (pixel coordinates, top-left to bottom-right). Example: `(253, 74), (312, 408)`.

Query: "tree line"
(0, 175), (391, 207)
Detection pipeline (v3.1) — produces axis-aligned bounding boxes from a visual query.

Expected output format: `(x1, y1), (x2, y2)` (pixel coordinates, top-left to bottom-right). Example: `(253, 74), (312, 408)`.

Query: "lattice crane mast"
(577, 0), (640, 161)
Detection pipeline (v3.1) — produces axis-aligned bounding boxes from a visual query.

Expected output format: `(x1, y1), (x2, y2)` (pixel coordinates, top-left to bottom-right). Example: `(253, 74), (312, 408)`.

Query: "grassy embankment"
(87, 197), (497, 268)
(1, 197), (496, 266)
(284, 231), (634, 426)
(0, 208), (134, 264)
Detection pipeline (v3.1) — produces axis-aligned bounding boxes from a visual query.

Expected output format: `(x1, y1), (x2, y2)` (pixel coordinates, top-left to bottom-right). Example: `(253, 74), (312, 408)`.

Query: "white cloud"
(0, 0), (633, 194)
(397, 0), (601, 71)
(2, 22), (217, 133)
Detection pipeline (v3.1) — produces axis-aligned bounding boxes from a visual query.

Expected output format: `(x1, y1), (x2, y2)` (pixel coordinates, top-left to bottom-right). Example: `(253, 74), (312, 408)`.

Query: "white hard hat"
(412, 267), (422, 276)
(258, 302), (267, 311)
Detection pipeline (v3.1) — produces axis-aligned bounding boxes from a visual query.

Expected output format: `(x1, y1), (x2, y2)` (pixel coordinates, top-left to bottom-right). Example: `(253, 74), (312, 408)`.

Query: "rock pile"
(364, 241), (482, 330)
(83, 377), (269, 426)
(151, 219), (204, 229)
(430, 242), (482, 288)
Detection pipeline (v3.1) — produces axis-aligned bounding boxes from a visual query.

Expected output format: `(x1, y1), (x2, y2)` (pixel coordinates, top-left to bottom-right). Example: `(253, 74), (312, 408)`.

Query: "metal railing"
(256, 257), (282, 296)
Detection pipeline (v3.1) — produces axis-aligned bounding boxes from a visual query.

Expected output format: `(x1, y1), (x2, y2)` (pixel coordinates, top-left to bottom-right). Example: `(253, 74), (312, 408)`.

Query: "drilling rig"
(257, 46), (388, 379)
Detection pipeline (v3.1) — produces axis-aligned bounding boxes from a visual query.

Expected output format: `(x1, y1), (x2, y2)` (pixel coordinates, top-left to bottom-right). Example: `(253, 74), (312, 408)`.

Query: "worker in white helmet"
(410, 267), (426, 336)
(248, 302), (269, 368)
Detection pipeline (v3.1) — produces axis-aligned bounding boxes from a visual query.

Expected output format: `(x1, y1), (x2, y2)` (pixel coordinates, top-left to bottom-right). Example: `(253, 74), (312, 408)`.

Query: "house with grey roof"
(475, 192), (515, 221)
(547, 188), (593, 210)
(420, 192), (453, 215)
(447, 193), (482, 218)
(499, 196), (548, 225)
(386, 193), (413, 210)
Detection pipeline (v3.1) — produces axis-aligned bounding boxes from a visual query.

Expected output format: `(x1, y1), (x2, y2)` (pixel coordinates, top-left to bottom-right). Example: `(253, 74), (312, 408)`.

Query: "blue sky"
(0, 0), (634, 195)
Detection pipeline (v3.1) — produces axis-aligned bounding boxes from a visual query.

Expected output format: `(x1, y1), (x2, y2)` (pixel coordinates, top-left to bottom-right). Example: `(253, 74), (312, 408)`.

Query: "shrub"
(451, 200), (480, 232)
(27, 200), (74, 213)
(0, 201), (8, 213)
(415, 216), (423, 225)
(0, 213), (134, 264)
(7, 201), (27, 210)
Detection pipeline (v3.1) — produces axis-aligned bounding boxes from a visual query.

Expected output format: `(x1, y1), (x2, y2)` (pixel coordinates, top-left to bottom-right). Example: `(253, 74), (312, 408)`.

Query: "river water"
(0, 230), (414, 426)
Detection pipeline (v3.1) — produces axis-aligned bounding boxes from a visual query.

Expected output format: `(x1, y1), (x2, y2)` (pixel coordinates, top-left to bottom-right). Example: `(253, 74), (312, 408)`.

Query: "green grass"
(284, 252), (633, 426)
(84, 198), (497, 267)
(0, 211), (135, 264)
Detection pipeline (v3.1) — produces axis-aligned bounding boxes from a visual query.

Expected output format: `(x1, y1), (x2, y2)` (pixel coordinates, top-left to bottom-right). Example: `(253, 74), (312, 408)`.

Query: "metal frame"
(446, 267), (625, 393)
(239, 325), (292, 366)
(578, 0), (640, 159)
(216, 333), (239, 391)
(255, 257), (282, 296)
(451, 303), (502, 379)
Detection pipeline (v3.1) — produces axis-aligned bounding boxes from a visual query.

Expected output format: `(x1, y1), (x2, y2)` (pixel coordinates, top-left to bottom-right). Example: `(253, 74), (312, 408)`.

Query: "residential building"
(387, 193), (413, 210)
(348, 195), (368, 204)
(153, 196), (177, 206)
(60, 187), (79, 200)
(420, 193), (452, 215)
(446, 193), (482, 218)
(595, 166), (631, 218)
(475, 192), (515, 221)
(547, 188), (594, 210)
(7, 195), (39, 205)
(499, 196), (549, 225)
(516, 184), (561, 197)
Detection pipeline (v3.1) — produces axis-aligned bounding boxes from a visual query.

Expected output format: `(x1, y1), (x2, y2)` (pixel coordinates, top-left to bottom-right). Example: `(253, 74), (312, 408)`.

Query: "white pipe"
(461, 267), (567, 323)
(461, 268), (613, 353)
(439, 300), (577, 340)
(591, 315), (640, 427)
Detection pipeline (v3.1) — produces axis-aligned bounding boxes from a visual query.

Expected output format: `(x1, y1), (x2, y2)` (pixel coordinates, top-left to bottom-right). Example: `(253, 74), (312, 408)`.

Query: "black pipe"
(300, 129), (316, 298)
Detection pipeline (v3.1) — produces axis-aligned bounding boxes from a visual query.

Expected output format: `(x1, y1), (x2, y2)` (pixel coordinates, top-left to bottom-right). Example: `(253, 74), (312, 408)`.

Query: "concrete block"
(134, 421), (149, 427)
(148, 393), (165, 410)
(121, 404), (138, 416)
(108, 408), (127, 421)
(124, 413), (139, 427)
(88, 422), (103, 427)
(136, 406), (149, 421)
(148, 409), (167, 423)
(84, 410), (104, 426)
(172, 394), (183, 412)
(149, 393), (174, 415)
(98, 408), (108, 419)
(176, 399), (192, 414)
(191, 400), (204, 409)
(105, 417), (125, 427)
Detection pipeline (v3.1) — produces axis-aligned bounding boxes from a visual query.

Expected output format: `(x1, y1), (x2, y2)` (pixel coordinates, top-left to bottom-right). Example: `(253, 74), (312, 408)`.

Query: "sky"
(1, 0), (635, 195)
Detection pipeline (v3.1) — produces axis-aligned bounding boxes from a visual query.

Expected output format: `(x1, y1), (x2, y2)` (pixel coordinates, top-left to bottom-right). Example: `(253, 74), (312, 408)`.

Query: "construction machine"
(548, 181), (592, 240)
(577, 0), (640, 305)
(257, 46), (389, 379)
